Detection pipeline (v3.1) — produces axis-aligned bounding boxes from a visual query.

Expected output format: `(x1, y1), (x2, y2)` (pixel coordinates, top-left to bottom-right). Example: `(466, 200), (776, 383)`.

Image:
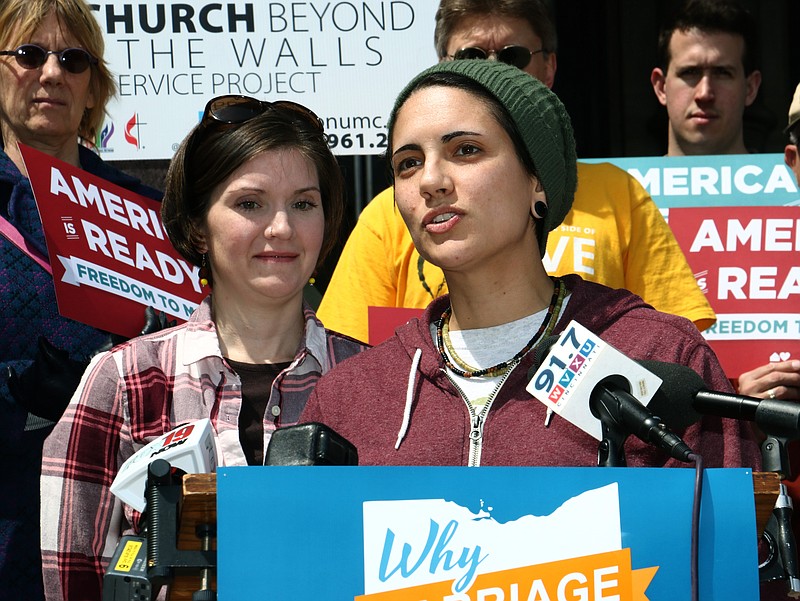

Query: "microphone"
(639, 360), (800, 439)
(111, 421), (358, 511)
(645, 361), (800, 477)
(590, 376), (695, 463)
(105, 422), (357, 601)
(111, 418), (217, 512)
(103, 418), (358, 601)
(105, 420), (218, 601)
(695, 390), (800, 440)
(636, 360), (704, 429)
(527, 321), (696, 463)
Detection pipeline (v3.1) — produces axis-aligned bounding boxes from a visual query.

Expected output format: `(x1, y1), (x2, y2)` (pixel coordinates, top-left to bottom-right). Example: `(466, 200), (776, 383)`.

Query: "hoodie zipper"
(445, 363), (518, 467)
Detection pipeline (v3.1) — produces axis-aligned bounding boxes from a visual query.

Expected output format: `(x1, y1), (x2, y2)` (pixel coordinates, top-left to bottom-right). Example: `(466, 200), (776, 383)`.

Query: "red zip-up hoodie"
(302, 274), (760, 470)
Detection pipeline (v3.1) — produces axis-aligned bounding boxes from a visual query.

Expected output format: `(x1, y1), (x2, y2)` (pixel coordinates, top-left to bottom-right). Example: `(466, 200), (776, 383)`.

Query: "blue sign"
(217, 466), (759, 600)
(582, 154), (799, 208)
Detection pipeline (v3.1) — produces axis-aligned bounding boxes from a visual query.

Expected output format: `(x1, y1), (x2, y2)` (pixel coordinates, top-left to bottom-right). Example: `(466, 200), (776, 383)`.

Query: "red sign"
(368, 306), (424, 346)
(21, 144), (205, 338)
(669, 206), (800, 377)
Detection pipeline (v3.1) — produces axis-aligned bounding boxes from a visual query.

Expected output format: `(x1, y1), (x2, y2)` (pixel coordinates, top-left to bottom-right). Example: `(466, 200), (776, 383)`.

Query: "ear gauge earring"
(199, 253), (209, 287)
(532, 200), (549, 220)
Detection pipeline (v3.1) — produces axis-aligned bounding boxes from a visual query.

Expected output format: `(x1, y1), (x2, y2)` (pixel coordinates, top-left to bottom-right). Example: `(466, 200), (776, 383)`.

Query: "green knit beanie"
(388, 60), (578, 257)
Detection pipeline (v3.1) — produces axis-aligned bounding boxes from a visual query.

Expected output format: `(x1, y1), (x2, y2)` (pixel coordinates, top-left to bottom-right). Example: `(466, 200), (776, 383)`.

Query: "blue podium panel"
(216, 467), (758, 601)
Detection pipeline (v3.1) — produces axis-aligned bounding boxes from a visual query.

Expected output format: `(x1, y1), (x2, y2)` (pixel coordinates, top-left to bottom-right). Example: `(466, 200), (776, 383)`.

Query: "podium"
(165, 468), (779, 600)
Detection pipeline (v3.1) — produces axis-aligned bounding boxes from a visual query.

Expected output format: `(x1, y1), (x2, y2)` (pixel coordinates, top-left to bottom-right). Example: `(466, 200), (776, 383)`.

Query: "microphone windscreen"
(265, 422), (358, 466)
(637, 360), (706, 430)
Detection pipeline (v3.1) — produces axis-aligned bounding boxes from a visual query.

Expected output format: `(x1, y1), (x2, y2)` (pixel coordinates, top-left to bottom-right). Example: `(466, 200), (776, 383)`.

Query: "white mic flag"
(526, 321), (662, 440)
(110, 418), (217, 512)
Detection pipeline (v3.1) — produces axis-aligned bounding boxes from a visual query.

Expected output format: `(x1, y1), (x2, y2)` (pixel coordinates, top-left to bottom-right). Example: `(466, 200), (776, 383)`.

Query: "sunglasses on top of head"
(450, 45), (546, 70)
(200, 95), (324, 132)
(0, 44), (97, 74)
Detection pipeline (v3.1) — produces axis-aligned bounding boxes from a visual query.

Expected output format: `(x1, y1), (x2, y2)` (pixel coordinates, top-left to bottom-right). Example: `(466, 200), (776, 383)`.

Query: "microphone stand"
(758, 431), (800, 597)
(594, 409), (629, 467)
(146, 460), (217, 601)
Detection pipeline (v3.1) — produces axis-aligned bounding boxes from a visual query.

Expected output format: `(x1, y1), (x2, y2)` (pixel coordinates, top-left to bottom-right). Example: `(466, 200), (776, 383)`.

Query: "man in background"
(650, 0), (762, 156)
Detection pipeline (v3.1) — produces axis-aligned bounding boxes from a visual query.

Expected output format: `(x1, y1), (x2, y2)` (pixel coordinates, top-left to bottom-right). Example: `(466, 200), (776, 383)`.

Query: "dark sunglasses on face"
(451, 45), (546, 70)
(201, 94), (324, 132)
(0, 44), (97, 74)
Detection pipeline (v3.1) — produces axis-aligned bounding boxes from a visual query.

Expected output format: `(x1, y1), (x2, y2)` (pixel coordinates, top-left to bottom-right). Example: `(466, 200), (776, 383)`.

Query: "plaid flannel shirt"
(40, 297), (367, 601)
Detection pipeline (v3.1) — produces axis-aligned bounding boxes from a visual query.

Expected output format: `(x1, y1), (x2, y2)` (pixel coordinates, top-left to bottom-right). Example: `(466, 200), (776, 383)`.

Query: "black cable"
(688, 453), (705, 601)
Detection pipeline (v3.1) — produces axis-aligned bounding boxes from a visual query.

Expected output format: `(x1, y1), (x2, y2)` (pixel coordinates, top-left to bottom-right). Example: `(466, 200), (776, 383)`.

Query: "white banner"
(58, 254), (199, 319)
(90, 1), (440, 160)
(702, 313), (800, 341)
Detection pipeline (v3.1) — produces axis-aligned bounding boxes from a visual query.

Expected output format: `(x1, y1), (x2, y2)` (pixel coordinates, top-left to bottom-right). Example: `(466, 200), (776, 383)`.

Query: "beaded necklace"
(436, 277), (566, 378)
(417, 256), (446, 300)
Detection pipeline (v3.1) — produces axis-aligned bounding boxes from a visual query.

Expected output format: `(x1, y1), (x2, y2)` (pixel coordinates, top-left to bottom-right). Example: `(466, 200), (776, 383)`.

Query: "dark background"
(552, 0), (799, 158)
(111, 0), (800, 292)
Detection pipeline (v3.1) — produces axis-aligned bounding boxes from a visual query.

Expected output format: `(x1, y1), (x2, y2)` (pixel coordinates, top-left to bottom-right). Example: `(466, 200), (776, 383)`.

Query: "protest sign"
(218, 466), (759, 600)
(590, 154), (799, 377)
(668, 205), (800, 377)
(21, 144), (205, 337)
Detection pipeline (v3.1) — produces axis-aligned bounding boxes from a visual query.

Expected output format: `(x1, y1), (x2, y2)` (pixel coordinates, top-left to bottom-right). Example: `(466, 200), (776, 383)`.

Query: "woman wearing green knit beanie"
(300, 59), (753, 475)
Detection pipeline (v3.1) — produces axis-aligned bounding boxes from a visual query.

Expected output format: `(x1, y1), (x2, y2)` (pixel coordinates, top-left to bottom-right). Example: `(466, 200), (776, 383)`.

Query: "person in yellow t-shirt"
(319, 0), (714, 344)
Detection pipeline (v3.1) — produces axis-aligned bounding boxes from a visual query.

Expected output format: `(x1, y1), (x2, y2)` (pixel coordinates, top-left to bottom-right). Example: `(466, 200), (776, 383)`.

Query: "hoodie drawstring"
(395, 347), (422, 449)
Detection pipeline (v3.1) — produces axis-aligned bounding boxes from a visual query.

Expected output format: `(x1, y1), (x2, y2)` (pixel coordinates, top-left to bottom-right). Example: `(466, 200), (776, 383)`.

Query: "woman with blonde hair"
(0, 1), (159, 598)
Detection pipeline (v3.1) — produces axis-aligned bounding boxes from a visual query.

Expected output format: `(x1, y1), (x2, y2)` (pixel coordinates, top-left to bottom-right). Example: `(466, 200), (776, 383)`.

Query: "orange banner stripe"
(356, 549), (658, 601)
